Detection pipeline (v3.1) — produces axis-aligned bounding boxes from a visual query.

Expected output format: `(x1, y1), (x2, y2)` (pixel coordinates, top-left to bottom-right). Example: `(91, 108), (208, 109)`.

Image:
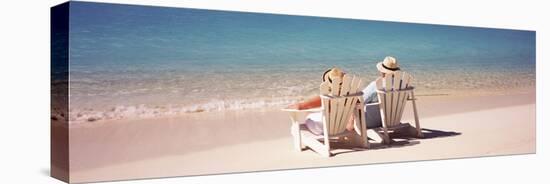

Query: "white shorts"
(304, 104), (382, 135)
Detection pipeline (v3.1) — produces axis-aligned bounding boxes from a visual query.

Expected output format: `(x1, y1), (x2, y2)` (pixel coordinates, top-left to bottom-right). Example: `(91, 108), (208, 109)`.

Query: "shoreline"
(66, 86), (535, 124)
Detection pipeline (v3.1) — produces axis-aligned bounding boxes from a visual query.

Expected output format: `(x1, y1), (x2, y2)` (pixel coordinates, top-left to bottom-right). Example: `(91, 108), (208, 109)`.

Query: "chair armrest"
(320, 92), (364, 99)
(365, 102), (380, 106)
(281, 108), (323, 112)
(376, 86), (415, 94)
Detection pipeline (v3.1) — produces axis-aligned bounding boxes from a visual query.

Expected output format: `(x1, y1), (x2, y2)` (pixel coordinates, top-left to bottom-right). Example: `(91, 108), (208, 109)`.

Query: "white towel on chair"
(305, 112), (323, 135)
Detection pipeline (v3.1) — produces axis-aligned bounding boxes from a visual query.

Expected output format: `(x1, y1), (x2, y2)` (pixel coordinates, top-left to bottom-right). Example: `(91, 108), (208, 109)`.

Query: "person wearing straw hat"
(285, 67), (346, 135)
(286, 67), (345, 110)
(363, 56), (401, 104)
(286, 56), (402, 134)
(359, 56), (401, 129)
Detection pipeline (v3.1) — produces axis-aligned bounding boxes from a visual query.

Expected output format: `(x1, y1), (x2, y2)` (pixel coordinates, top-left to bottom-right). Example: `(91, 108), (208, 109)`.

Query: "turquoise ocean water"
(66, 2), (535, 122)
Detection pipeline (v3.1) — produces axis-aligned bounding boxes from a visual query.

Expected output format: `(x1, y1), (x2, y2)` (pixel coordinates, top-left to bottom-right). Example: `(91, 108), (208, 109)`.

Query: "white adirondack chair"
(282, 74), (369, 157)
(366, 71), (423, 144)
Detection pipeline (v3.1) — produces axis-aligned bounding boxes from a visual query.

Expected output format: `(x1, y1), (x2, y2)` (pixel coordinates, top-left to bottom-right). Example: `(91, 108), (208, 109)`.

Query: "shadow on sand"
(329, 127), (461, 156)
(395, 128), (462, 140)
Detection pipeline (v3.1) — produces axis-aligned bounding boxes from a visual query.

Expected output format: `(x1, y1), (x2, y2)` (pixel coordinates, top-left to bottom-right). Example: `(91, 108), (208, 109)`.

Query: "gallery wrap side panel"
(51, 2), (70, 183)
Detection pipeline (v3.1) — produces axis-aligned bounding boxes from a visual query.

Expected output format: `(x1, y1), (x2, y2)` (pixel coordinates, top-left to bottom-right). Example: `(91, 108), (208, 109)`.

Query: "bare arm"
(286, 96), (322, 110)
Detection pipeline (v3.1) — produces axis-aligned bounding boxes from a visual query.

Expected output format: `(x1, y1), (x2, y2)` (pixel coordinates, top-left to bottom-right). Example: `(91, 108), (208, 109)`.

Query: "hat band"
(322, 69), (331, 82)
(382, 63), (400, 71)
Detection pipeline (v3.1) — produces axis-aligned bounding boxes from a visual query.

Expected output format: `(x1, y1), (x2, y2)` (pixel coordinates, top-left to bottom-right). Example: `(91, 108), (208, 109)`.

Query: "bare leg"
(346, 115), (355, 131)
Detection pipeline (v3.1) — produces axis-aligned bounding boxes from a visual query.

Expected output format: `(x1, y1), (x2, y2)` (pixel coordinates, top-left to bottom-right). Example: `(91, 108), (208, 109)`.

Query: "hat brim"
(376, 62), (399, 74)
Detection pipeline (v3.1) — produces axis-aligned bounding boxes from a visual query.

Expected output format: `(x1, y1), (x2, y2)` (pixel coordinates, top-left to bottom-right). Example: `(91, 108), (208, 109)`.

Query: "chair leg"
(355, 107), (369, 148)
(289, 112), (303, 151)
(378, 99), (391, 144)
(382, 127), (391, 144)
(410, 91), (423, 138)
(322, 133), (332, 157)
(321, 113), (332, 157)
(291, 123), (303, 151)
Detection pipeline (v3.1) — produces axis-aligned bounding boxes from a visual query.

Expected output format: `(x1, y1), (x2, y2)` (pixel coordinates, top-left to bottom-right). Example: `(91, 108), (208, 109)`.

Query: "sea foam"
(68, 97), (302, 123)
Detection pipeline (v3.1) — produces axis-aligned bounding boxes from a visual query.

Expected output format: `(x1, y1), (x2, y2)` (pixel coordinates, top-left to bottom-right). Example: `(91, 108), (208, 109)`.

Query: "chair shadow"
(330, 140), (421, 156)
(392, 127), (462, 140)
(329, 127), (461, 156)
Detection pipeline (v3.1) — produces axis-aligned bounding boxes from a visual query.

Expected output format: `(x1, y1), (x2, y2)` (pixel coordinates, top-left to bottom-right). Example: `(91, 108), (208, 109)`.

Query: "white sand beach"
(67, 92), (535, 183)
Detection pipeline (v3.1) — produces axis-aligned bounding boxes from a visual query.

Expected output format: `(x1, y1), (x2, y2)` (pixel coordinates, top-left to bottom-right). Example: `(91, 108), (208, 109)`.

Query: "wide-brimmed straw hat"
(322, 67), (344, 83)
(376, 56), (400, 74)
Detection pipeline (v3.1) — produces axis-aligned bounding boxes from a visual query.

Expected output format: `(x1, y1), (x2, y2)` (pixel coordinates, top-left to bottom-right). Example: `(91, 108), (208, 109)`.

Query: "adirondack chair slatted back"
(320, 74), (363, 136)
(375, 71), (412, 128)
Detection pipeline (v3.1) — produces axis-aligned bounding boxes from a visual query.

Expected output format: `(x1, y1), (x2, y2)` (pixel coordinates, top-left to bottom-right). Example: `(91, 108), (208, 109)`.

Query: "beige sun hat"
(322, 67), (345, 82)
(376, 56), (401, 74)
